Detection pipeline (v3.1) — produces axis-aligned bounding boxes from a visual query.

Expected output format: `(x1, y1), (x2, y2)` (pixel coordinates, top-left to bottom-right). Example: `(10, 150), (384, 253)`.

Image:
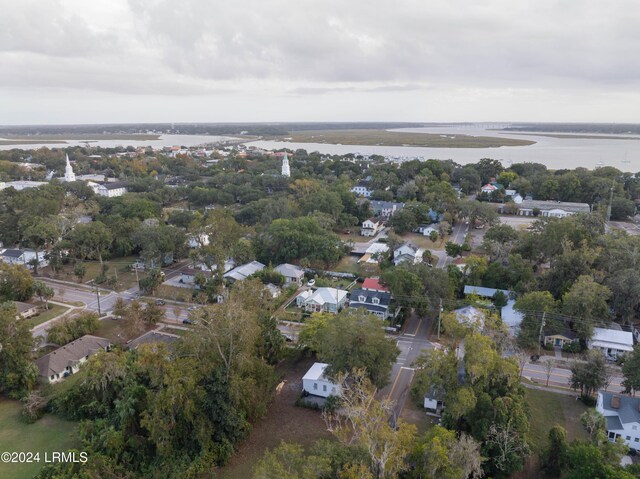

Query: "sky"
(1, 0), (640, 125)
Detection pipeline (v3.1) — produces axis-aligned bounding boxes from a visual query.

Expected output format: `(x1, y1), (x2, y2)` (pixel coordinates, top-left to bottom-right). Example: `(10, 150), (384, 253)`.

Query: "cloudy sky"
(2, 0), (639, 124)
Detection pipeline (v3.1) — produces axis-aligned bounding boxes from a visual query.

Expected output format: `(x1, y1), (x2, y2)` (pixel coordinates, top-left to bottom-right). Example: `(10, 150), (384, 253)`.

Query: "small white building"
(588, 328), (633, 360)
(361, 217), (384, 237)
(274, 263), (305, 285)
(302, 362), (341, 398)
(0, 249), (48, 269)
(517, 200), (590, 218)
(351, 181), (373, 198)
(416, 224), (438, 237)
(296, 287), (348, 314)
(97, 182), (128, 197)
(597, 392), (640, 451)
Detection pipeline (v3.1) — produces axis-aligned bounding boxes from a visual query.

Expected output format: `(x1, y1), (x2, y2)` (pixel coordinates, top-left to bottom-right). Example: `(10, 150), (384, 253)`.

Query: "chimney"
(611, 395), (621, 409)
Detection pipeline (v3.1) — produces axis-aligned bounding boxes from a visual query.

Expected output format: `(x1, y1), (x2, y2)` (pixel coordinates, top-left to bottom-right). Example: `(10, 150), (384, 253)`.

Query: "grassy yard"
(92, 318), (156, 345)
(162, 327), (188, 337)
(525, 386), (589, 456)
(155, 284), (195, 303)
(333, 255), (381, 277)
(219, 354), (334, 479)
(24, 304), (70, 329)
(41, 256), (140, 292)
(397, 232), (447, 251)
(0, 400), (78, 479)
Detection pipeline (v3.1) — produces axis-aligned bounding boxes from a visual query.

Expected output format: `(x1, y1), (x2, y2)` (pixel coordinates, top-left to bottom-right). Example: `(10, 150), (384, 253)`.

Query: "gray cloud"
(1, 0), (640, 122)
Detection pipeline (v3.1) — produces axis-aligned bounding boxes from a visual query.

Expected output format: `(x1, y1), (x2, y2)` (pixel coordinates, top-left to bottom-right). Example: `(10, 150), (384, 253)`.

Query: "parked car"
(182, 319), (193, 325)
(155, 299), (166, 306)
(306, 279), (316, 287)
(187, 306), (198, 311)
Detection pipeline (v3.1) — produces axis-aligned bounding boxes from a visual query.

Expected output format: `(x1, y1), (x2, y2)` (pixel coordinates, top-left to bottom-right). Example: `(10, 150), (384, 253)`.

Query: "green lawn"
(24, 304), (70, 329)
(92, 318), (145, 345)
(0, 400), (78, 479)
(42, 256), (140, 292)
(525, 386), (589, 456)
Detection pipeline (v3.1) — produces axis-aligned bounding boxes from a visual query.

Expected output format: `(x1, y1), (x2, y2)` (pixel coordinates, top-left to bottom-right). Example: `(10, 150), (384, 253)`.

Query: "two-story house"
(597, 392), (640, 451)
(348, 288), (393, 320)
(361, 217), (384, 237)
(393, 242), (422, 265)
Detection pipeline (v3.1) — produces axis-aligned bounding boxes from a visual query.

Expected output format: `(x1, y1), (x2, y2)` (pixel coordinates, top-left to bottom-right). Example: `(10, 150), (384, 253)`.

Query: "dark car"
(182, 319), (193, 325)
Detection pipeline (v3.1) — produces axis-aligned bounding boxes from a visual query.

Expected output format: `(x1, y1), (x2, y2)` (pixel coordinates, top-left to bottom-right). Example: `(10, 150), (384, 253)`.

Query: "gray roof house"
(348, 288), (393, 319)
(274, 263), (305, 285)
(597, 392), (640, 451)
(36, 335), (111, 384)
(223, 261), (265, 282)
(517, 200), (590, 218)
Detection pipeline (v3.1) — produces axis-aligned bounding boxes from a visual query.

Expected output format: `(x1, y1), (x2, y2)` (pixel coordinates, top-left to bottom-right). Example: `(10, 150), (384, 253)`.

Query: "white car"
(306, 279), (316, 287)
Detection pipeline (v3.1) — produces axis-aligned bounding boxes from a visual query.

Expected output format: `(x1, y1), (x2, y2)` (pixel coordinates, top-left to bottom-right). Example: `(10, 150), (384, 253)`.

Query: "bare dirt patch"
(219, 354), (334, 479)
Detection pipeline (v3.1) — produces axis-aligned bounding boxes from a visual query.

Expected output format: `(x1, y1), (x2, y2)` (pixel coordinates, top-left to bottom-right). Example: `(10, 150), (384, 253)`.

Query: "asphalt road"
(435, 221), (468, 268)
(521, 361), (624, 393)
(380, 311), (436, 425)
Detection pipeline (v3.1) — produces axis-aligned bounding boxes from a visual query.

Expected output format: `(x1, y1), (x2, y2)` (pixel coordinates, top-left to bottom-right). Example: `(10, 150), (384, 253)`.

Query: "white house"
(97, 182), (128, 197)
(588, 328), (633, 360)
(0, 180), (48, 191)
(517, 200), (590, 218)
(348, 288), (393, 320)
(296, 287), (348, 313)
(274, 263), (305, 285)
(423, 386), (445, 416)
(393, 242), (422, 265)
(187, 233), (210, 249)
(416, 224), (438, 237)
(0, 249), (48, 269)
(351, 181), (373, 198)
(223, 261), (265, 282)
(597, 392), (640, 451)
(368, 200), (405, 218)
(455, 305), (486, 331)
(35, 335), (111, 383)
(361, 217), (384, 237)
(302, 362), (341, 398)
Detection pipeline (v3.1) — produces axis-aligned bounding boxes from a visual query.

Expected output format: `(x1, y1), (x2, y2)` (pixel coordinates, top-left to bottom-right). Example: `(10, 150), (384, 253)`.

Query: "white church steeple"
(281, 151), (290, 177)
(64, 154), (76, 182)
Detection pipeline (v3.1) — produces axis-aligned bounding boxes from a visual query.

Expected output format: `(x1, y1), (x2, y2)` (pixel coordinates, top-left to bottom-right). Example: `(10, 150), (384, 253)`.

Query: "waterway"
(0, 134), (236, 151)
(247, 125), (640, 171)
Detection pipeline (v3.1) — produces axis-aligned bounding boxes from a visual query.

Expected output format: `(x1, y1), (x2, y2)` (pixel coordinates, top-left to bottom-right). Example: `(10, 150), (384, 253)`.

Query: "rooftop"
(362, 277), (389, 292)
(36, 335), (111, 378)
(303, 362), (330, 381)
(519, 199), (590, 213)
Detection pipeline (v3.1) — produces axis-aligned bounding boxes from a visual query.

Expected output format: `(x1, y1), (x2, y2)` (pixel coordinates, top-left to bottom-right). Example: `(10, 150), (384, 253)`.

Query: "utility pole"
(537, 311), (546, 356)
(436, 298), (443, 340)
(93, 281), (102, 317)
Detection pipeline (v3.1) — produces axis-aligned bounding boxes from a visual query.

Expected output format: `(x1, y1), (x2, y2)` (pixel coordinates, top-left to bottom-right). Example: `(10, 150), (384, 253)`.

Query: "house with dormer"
(597, 392), (640, 451)
(348, 288), (393, 320)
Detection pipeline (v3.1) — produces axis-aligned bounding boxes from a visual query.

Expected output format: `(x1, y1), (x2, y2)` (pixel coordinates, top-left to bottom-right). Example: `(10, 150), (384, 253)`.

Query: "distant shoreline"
(0, 133), (161, 146)
(273, 129), (536, 149)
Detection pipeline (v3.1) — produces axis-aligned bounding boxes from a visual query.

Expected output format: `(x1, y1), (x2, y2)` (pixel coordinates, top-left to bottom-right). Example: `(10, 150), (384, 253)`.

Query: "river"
(0, 134), (236, 151)
(246, 125), (640, 171)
